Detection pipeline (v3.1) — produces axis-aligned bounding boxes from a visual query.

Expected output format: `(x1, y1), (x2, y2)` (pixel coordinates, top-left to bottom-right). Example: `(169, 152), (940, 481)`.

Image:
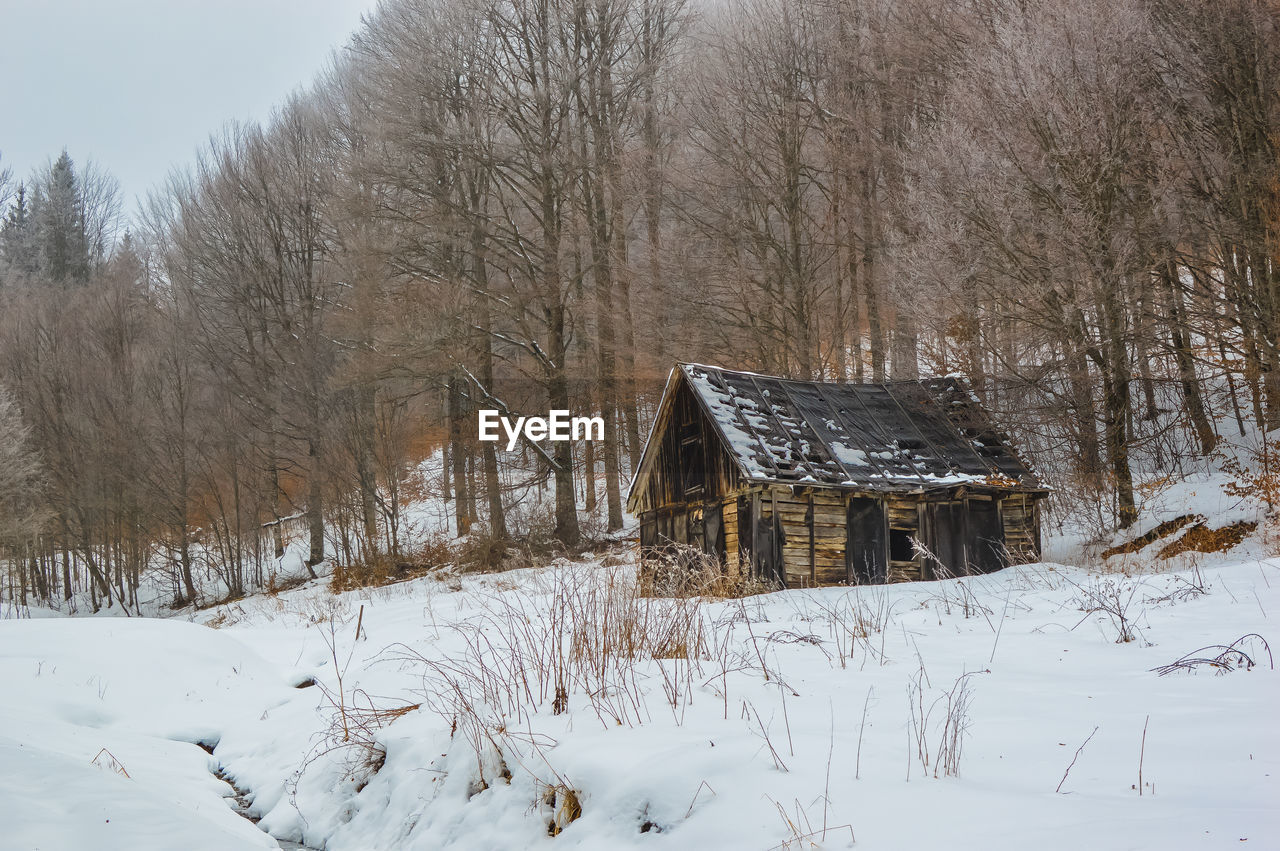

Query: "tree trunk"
(1097, 272), (1138, 528)
(1162, 261), (1217, 453)
(473, 225), (508, 541)
(862, 170), (885, 382)
(355, 387), (381, 559)
(891, 311), (918, 380)
(306, 439), (324, 574)
(1062, 304), (1104, 491)
(447, 375), (472, 537)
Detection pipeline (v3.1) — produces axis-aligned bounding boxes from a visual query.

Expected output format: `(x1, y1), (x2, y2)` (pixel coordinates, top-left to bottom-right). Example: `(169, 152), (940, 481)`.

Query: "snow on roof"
(679, 363), (1041, 493)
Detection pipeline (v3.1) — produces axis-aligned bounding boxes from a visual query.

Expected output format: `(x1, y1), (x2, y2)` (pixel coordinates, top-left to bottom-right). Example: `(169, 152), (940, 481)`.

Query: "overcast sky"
(0, 0), (379, 216)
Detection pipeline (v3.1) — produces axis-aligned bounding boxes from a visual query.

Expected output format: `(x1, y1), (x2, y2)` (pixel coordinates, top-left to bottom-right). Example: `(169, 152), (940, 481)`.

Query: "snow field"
(2, 555), (1277, 849)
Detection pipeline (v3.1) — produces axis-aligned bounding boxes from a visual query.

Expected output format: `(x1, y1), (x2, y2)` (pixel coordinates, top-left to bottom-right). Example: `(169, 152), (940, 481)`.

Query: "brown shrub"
(1102, 514), (1202, 559)
(457, 526), (513, 573)
(456, 507), (577, 574)
(330, 533), (455, 591)
(1157, 520), (1256, 560)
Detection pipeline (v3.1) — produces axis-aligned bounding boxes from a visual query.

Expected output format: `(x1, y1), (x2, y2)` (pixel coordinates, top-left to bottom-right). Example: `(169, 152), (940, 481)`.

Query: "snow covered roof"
(672, 363), (1043, 493)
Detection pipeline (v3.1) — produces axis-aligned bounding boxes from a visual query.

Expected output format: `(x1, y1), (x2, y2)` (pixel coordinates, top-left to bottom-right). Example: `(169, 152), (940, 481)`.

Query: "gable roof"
(629, 363), (1043, 503)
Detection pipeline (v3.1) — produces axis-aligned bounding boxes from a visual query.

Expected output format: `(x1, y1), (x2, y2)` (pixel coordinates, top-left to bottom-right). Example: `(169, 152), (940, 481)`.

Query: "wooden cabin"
(626, 364), (1048, 586)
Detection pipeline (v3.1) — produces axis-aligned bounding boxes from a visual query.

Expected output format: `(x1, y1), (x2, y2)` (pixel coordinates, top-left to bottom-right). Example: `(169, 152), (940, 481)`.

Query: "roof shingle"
(679, 363), (1041, 492)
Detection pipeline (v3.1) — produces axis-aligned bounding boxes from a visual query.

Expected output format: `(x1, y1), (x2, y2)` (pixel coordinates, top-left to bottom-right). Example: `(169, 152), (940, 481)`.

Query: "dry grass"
(1071, 576), (1144, 643)
(384, 562), (728, 805)
(764, 795), (855, 850)
(376, 556), (800, 820)
(638, 544), (779, 599)
(297, 611), (417, 794)
(906, 663), (985, 780)
(797, 589), (895, 668)
(1151, 633), (1273, 676)
(542, 783), (583, 836)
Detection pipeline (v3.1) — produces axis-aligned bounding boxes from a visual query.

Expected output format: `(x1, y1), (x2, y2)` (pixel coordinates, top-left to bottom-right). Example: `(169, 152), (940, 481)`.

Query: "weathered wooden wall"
(630, 381), (740, 517)
(1001, 494), (1039, 562)
(752, 489), (843, 587)
(723, 496), (739, 558)
(748, 487), (1042, 587)
(633, 375), (1045, 587)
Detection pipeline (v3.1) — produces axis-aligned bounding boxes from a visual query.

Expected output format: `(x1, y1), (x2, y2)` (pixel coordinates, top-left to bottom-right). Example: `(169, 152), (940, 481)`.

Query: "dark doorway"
(966, 499), (1006, 574)
(889, 528), (914, 562)
(702, 503), (726, 560)
(922, 502), (967, 579)
(741, 495), (783, 586)
(846, 497), (888, 584)
(754, 513), (783, 586)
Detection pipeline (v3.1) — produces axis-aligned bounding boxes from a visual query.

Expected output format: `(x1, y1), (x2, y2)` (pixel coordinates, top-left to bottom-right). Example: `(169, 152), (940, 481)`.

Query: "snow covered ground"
(2, 550), (1277, 850)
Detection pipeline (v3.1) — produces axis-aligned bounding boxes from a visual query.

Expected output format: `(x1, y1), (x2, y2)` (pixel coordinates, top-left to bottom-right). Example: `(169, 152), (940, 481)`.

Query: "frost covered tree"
(1, 184), (39, 284)
(1, 0), (1277, 607)
(0, 387), (48, 601)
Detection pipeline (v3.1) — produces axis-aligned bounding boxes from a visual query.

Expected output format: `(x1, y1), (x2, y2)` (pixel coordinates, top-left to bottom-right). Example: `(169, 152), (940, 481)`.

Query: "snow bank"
(0, 618), (295, 849)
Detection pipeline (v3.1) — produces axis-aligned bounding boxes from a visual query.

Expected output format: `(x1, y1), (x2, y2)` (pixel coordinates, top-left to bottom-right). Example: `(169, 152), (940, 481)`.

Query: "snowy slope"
(2, 555), (1277, 850)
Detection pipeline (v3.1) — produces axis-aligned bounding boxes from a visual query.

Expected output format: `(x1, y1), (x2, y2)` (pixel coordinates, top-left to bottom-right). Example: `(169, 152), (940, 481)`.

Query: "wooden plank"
(785, 569), (810, 587)
(771, 503), (832, 518)
(772, 501), (847, 517)
(815, 569), (847, 586)
(791, 547), (844, 561)
(777, 524), (809, 545)
(774, 506), (845, 522)
(773, 497), (842, 510)
(784, 552), (844, 566)
(887, 560), (922, 583)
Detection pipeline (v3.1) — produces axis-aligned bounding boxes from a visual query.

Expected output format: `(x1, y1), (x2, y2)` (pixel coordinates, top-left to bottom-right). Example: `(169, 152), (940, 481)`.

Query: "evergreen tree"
(32, 151), (90, 286)
(0, 183), (39, 283)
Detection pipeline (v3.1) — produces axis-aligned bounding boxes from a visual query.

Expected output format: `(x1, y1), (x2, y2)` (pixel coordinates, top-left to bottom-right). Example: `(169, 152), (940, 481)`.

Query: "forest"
(0, 0), (1275, 611)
